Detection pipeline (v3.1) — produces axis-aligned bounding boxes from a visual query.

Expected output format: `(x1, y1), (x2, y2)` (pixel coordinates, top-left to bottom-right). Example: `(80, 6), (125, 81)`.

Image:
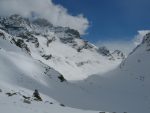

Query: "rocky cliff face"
(0, 14), (123, 80)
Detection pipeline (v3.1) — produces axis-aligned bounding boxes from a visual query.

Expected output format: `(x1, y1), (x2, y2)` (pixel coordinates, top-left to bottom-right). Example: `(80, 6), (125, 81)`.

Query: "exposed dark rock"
(22, 95), (31, 100)
(17, 32), (39, 48)
(50, 102), (53, 104)
(47, 37), (55, 47)
(65, 28), (80, 38)
(6, 92), (17, 97)
(33, 89), (42, 101)
(0, 32), (5, 39)
(97, 46), (110, 56)
(60, 37), (74, 44)
(45, 101), (53, 104)
(60, 104), (65, 107)
(142, 33), (150, 45)
(76, 61), (91, 67)
(82, 41), (93, 49)
(58, 75), (66, 82)
(111, 50), (125, 59)
(42, 54), (52, 60)
(77, 47), (82, 52)
(13, 39), (30, 54)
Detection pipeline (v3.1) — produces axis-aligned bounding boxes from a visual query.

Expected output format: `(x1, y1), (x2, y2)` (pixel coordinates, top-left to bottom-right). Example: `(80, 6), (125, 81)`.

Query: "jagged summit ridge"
(0, 14), (123, 80)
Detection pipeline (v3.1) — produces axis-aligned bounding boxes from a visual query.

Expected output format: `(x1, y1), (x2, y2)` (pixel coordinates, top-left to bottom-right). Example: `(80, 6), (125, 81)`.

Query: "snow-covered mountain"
(0, 25), (107, 113)
(1, 14), (150, 113)
(0, 14), (123, 80)
(0, 14), (124, 113)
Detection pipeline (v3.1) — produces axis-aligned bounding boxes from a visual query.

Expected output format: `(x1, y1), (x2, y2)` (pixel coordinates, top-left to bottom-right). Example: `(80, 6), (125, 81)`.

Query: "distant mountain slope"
(0, 14), (124, 80)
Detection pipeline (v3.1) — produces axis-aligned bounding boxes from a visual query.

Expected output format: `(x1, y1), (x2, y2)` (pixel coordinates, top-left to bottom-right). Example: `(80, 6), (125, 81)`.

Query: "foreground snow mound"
(0, 14), (123, 80)
(0, 89), (104, 113)
(3, 88), (109, 113)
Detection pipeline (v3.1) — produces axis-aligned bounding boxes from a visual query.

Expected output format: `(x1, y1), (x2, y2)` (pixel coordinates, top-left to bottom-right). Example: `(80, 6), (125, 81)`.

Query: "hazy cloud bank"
(0, 0), (89, 35)
(96, 30), (150, 55)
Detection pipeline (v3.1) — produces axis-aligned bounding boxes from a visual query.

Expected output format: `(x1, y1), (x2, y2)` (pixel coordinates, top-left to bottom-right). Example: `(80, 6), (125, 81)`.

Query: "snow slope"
(75, 32), (150, 113)
(1, 14), (149, 113)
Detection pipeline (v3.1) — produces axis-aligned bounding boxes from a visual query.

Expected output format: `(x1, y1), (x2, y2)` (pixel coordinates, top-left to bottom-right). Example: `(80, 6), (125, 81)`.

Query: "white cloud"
(133, 30), (150, 46)
(0, 0), (89, 35)
(96, 30), (150, 55)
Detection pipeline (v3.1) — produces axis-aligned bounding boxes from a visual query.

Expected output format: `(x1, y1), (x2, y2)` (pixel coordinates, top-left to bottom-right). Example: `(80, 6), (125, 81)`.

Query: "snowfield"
(75, 33), (150, 113)
(0, 15), (150, 113)
(0, 89), (105, 113)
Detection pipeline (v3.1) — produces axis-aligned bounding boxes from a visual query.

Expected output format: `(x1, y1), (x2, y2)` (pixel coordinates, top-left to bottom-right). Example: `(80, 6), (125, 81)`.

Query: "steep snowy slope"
(76, 32), (150, 113)
(0, 14), (123, 80)
(0, 28), (108, 113)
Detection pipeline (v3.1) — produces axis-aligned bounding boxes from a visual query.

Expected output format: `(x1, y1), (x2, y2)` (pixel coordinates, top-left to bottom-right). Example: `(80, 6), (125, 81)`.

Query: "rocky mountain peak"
(142, 32), (150, 46)
(6, 14), (30, 27)
(111, 50), (125, 59)
(130, 32), (150, 55)
(97, 46), (110, 56)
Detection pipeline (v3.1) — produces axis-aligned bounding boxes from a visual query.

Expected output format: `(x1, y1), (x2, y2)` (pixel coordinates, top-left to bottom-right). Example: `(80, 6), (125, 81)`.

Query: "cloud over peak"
(133, 30), (150, 46)
(0, 0), (89, 35)
(96, 30), (150, 55)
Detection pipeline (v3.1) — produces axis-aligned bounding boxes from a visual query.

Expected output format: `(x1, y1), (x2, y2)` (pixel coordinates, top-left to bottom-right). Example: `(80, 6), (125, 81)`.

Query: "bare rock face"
(13, 39), (30, 54)
(97, 46), (110, 56)
(111, 50), (125, 60)
(33, 89), (42, 101)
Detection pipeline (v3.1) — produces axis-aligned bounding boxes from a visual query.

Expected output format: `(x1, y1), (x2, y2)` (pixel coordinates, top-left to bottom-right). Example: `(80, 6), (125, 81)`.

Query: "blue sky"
(53, 0), (150, 43)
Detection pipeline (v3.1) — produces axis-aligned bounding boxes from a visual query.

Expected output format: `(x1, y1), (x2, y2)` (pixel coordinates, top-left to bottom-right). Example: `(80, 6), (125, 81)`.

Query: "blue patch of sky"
(53, 0), (150, 43)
